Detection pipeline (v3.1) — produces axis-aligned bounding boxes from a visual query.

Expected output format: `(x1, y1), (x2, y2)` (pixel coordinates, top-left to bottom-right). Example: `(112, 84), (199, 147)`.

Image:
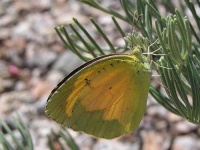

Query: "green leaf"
(0, 114), (33, 150)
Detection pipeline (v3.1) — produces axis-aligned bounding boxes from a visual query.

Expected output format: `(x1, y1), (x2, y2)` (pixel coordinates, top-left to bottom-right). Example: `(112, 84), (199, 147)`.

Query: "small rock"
(31, 79), (54, 100)
(13, 1), (32, 13)
(155, 120), (169, 131)
(94, 139), (135, 150)
(12, 21), (32, 38)
(0, 60), (10, 78)
(0, 78), (14, 92)
(46, 70), (64, 84)
(142, 131), (170, 150)
(4, 38), (26, 52)
(98, 15), (113, 25)
(52, 50), (84, 74)
(31, 0), (51, 11)
(0, 91), (32, 116)
(0, 28), (10, 39)
(34, 97), (47, 115)
(30, 118), (60, 150)
(115, 37), (126, 48)
(25, 43), (57, 68)
(172, 120), (197, 134)
(167, 112), (183, 122)
(19, 68), (31, 82)
(55, 12), (88, 25)
(14, 80), (27, 91)
(147, 104), (168, 118)
(172, 136), (200, 150)
(29, 13), (55, 38)
(0, 14), (17, 27)
(0, 2), (8, 16)
(5, 50), (23, 66)
(51, 43), (65, 53)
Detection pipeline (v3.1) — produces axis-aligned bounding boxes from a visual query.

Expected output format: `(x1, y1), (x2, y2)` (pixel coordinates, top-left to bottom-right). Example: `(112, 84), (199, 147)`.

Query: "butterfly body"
(45, 48), (151, 139)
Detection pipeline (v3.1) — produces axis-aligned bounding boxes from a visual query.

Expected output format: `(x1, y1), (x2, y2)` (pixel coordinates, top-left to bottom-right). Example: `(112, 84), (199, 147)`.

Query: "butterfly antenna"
(147, 39), (159, 55)
(145, 39), (157, 62)
(157, 81), (169, 90)
(143, 47), (165, 56)
(151, 60), (172, 70)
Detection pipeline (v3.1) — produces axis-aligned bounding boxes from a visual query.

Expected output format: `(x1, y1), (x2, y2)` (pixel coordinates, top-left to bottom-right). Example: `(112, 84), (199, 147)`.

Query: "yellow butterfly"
(45, 46), (151, 139)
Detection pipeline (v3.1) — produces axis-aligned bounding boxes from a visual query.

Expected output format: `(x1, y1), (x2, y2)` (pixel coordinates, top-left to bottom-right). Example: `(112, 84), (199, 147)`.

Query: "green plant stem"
(79, 0), (129, 23)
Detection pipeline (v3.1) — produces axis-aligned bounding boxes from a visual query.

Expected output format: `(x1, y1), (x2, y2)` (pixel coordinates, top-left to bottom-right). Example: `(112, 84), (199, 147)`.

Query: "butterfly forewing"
(45, 54), (151, 139)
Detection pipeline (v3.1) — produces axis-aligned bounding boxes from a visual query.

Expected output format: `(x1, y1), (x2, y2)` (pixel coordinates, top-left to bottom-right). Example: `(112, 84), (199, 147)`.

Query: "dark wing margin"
(47, 53), (128, 102)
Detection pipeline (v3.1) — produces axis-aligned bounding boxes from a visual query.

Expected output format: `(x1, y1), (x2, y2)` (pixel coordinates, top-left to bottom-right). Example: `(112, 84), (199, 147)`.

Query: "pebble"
(30, 118), (60, 150)
(142, 131), (170, 150)
(0, 91), (32, 116)
(0, 28), (10, 39)
(0, 15), (17, 27)
(14, 80), (27, 91)
(167, 112), (183, 122)
(50, 42), (65, 52)
(3, 38), (26, 52)
(147, 103), (169, 118)
(94, 139), (134, 150)
(52, 50), (84, 74)
(172, 120), (198, 134)
(25, 43), (57, 68)
(31, 80), (54, 100)
(0, 60), (10, 78)
(46, 70), (64, 84)
(12, 1), (32, 13)
(0, 79), (14, 92)
(172, 136), (200, 150)
(12, 21), (32, 38)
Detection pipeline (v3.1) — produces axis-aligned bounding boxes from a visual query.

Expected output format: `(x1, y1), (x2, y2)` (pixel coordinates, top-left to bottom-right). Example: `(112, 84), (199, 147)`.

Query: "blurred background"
(0, 0), (199, 150)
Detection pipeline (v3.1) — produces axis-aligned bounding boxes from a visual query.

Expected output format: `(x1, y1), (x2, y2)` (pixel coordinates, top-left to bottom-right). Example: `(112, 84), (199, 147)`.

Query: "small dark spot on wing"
(85, 78), (90, 85)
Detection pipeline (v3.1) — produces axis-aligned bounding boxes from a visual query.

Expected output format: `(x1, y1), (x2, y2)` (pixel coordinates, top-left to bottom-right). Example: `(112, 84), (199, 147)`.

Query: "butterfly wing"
(45, 54), (151, 139)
